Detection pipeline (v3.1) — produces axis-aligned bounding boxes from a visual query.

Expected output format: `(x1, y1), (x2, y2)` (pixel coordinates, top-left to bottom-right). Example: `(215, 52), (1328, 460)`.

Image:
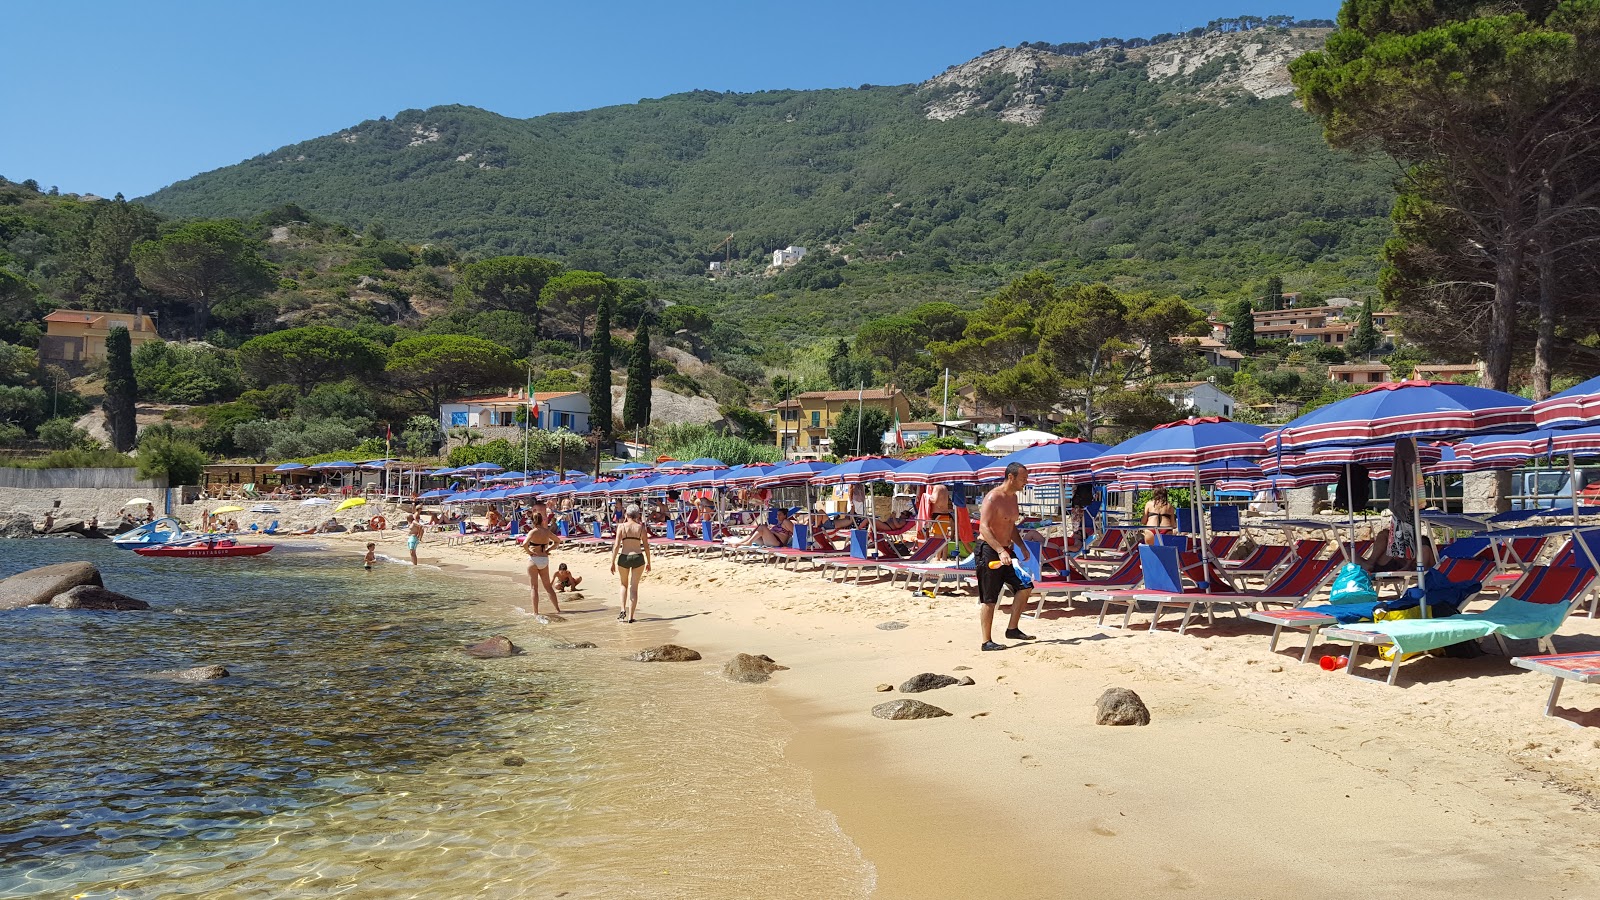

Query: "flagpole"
(524, 362), (532, 477)
(856, 385), (865, 456)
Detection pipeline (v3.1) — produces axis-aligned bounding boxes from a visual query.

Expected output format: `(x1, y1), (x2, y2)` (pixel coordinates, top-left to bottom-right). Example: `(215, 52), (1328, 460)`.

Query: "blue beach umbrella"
(273, 462), (307, 472)
(1266, 381), (1532, 452)
(610, 462), (655, 473)
(889, 450), (999, 486)
(810, 457), (903, 485)
(681, 457), (727, 471)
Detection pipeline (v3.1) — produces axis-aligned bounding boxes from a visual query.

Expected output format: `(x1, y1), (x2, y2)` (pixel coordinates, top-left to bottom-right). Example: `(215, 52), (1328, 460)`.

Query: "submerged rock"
(1094, 687), (1151, 726)
(553, 641), (598, 650)
(723, 653), (789, 684)
(534, 613), (567, 625)
(632, 644), (701, 662)
(872, 699), (952, 720)
(153, 665), (229, 681)
(49, 585), (149, 610)
(464, 635), (521, 658)
(0, 561), (102, 610)
(899, 673), (961, 693)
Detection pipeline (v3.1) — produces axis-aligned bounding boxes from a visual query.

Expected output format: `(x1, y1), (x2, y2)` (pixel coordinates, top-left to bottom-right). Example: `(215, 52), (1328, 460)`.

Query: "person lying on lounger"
(734, 508), (794, 548)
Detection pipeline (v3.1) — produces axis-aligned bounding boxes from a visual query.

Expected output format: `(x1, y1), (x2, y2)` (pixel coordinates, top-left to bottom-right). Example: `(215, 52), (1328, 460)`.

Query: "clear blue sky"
(1, 1), (1339, 199)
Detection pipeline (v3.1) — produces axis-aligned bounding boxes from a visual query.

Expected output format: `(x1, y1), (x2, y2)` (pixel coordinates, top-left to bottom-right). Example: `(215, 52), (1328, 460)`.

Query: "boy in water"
(553, 563), (582, 592)
(364, 542), (377, 571)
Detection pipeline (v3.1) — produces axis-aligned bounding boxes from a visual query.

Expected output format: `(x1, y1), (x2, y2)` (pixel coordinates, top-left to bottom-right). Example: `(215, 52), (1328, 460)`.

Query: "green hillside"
(141, 26), (1395, 322)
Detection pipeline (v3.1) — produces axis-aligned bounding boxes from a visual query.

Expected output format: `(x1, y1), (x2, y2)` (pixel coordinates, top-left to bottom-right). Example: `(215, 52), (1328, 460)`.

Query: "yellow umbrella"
(334, 497), (367, 512)
(212, 505), (245, 514)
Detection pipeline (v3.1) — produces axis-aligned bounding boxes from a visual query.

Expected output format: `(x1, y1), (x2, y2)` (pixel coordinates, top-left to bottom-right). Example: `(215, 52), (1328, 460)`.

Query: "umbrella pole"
(1060, 475), (1071, 565)
(1412, 450), (1428, 617)
(1345, 462), (1356, 560)
(1195, 467), (1212, 586)
(1570, 454), (1580, 528)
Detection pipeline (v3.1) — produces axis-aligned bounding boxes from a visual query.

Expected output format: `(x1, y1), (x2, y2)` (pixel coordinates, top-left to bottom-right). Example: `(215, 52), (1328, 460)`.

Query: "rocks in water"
(48, 585), (150, 610)
(1094, 687), (1151, 726)
(0, 514), (35, 539)
(632, 644), (701, 662)
(899, 672), (962, 693)
(553, 641), (598, 650)
(534, 613), (566, 625)
(464, 635), (522, 658)
(722, 653), (789, 684)
(872, 699), (952, 720)
(876, 621), (909, 631)
(0, 561), (102, 611)
(153, 665), (230, 681)
(502, 756), (526, 766)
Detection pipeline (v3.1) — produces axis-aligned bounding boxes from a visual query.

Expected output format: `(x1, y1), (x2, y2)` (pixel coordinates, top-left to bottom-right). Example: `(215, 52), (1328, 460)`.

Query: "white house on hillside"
(439, 389), (591, 435)
(1156, 381), (1236, 418)
(772, 245), (807, 267)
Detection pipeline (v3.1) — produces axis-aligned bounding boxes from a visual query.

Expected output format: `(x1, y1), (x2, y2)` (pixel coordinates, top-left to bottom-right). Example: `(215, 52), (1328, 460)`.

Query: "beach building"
(1156, 381), (1236, 418)
(1252, 306), (1342, 341)
(439, 389), (591, 444)
(771, 245), (807, 267)
(1328, 363), (1393, 384)
(1292, 322), (1355, 345)
(1413, 363), (1481, 384)
(38, 308), (160, 372)
(771, 388), (913, 458)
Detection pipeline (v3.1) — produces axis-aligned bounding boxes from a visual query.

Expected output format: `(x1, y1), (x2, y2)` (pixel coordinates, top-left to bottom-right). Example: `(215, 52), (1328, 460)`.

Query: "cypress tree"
(587, 294), (613, 447)
(1262, 275), (1284, 310)
(1349, 297), (1379, 358)
(622, 321), (652, 429)
(104, 326), (137, 451)
(1227, 300), (1257, 354)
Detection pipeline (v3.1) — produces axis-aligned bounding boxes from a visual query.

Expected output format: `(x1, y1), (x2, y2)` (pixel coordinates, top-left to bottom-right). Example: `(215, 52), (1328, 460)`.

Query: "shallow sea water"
(0, 540), (870, 898)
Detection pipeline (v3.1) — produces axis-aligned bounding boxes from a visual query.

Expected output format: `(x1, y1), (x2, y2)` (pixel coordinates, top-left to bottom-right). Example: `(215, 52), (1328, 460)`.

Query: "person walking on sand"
(406, 515), (424, 566)
(522, 515), (563, 615)
(610, 504), (652, 623)
(976, 462), (1035, 651)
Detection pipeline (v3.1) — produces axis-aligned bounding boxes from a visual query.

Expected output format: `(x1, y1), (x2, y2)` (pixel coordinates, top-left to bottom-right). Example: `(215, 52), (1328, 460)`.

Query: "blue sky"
(1, 1), (1338, 198)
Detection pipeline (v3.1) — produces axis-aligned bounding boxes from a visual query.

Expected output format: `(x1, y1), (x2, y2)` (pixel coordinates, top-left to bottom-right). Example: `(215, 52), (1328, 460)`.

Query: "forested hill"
(141, 25), (1393, 285)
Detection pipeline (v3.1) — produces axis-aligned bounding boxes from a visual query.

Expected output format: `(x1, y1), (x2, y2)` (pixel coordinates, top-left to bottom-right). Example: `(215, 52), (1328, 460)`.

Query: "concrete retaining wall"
(0, 468), (167, 490)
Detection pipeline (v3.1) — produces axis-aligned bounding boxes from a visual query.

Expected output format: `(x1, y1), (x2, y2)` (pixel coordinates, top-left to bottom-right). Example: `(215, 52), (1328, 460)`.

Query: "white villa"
(772, 245), (807, 267)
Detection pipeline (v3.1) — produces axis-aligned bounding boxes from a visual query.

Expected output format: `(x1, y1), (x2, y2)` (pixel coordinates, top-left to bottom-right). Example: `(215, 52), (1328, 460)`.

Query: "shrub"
(136, 428), (208, 485)
(36, 417), (94, 450)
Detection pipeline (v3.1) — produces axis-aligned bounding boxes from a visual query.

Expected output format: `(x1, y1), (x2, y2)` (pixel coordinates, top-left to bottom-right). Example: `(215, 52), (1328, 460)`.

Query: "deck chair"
(1216, 543), (1291, 578)
(1206, 534), (1240, 562)
(241, 483), (261, 500)
(1028, 552), (1145, 617)
(1324, 564), (1597, 685)
(262, 520), (279, 535)
(1082, 527), (1132, 560)
(1130, 554), (1340, 635)
(821, 535), (946, 583)
(1510, 650), (1600, 717)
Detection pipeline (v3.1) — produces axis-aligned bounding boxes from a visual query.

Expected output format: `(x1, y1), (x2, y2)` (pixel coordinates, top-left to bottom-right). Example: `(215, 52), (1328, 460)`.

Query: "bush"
(0, 422), (25, 446)
(133, 341), (242, 403)
(36, 417), (94, 450)
(136, 428), (208, 485)
(31, 447), (134, 469)
(0, 384), (49, 433)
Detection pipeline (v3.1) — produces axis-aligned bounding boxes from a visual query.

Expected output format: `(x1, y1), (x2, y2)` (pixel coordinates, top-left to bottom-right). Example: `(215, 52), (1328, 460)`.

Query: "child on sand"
(364, 543), (376, 571)
(554, 563), (582, 592)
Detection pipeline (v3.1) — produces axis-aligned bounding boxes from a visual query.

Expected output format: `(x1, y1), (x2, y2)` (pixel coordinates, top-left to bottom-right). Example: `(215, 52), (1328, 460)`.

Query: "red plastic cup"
(1320, 655), (1338, 671)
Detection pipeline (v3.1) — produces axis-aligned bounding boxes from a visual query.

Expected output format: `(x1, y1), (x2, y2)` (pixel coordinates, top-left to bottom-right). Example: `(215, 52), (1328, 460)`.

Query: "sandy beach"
(277, 525), (1600, 900)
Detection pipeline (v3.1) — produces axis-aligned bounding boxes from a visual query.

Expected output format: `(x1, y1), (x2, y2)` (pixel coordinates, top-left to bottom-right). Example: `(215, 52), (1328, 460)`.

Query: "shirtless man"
(928, 483), (954, 537)
(976, 462), (1034, 651)
(407, 515), (424, 566)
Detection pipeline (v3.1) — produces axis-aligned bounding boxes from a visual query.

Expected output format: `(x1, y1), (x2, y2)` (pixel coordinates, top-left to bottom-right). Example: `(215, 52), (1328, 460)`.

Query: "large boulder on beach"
(632, 644), (701, 662)
(49, 585), (150, 610)
(872, 699), (952, 720)
(152, 665), (229, 681)
(899, 673), (962, 693)
(0, 562), (102, 610)
(723, 653), (788, 684)
(1094, 687), (1151, 726)
(464, 635), (522, 658)
(0, 514), (35, 539)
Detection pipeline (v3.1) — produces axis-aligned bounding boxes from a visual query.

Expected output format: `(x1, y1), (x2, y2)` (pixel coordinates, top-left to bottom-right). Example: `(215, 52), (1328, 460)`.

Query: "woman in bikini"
(1142, 487), (1177, 546)
(522, 515), (562, 616)
(610, 504), (652, 623)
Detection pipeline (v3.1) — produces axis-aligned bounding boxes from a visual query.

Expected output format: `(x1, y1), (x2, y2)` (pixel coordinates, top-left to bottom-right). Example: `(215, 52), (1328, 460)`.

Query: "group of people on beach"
(518, 498), (652, 622)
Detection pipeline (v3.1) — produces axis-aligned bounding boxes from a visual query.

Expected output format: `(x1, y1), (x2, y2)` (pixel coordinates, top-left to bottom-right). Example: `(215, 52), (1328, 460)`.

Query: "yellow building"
(771, 388), (914, 459)
(39, 309), (161, 371)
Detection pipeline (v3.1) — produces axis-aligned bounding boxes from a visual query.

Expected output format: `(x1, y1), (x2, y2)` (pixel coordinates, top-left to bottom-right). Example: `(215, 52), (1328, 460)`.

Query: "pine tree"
(622, 321), (652, 429)
(587, 294), (613, 446)
(1227, 300), (1257, 354)
(104, 326), (137, 452)
(1262, 275), (1284, 310)
(1349, 297), (1379, 359)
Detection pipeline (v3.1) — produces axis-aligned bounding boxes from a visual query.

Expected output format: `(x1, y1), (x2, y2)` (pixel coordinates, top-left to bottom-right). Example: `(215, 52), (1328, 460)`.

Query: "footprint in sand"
(1161, 864), (1199, 890)
(1089, 819), (1117, 837)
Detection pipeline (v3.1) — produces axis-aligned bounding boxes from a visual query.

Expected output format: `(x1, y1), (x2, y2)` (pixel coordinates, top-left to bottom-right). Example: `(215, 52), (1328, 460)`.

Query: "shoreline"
(284, 528), (1600, 899)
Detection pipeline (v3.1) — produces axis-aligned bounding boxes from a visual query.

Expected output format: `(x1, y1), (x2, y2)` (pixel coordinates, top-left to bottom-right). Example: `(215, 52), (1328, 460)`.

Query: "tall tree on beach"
(587, 293), (613, 447)
(1291, 0), (1600, 393)
(622, 320), (652, 430)
(103, 326), (136, 452)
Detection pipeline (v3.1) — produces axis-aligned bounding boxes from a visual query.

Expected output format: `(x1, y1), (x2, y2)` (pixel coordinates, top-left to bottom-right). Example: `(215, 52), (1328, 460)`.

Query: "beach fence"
(0, 468), (168, 490)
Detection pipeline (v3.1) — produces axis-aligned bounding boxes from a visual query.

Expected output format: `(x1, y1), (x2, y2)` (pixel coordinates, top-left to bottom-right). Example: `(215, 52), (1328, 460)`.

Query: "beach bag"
(1328, 563), (1378, 605)
(1374, 606), (1423, 662)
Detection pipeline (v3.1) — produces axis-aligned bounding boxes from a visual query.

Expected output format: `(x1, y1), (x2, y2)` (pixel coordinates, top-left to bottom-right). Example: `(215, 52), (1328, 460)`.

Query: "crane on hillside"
(712, 233), (734, 266)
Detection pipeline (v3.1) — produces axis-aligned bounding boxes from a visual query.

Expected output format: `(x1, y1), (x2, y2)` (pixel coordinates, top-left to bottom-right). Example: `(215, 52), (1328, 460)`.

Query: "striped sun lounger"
(1510, 651), (1600, 717)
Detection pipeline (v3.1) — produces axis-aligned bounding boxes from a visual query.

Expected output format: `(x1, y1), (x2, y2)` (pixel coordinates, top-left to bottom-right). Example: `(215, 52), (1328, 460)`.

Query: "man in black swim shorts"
(976, 461), (1035, 651)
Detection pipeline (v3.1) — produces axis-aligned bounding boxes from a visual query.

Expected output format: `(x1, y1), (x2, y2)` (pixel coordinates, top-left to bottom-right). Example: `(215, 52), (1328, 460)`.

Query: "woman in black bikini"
(1142, 487), (1177, 546)
(610, 504), (652, 623)
(523, 516), (562, 616)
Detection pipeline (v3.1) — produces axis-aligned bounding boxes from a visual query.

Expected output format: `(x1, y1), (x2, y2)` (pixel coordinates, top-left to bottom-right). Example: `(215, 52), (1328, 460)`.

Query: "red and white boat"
(133, 537), (273, 558)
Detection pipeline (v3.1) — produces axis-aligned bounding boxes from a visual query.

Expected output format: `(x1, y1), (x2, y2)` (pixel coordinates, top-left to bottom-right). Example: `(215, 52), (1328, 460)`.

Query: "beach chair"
(241, 483), (261, 500)
(1030, 552), (1146, 618)
(820, 535), (946, 584)
(262, 520), (279, 536)
(1117, 553), (1340, 635)
(1323, 564), (1597, 685)
(1510, 650), (1600, 717)
(1081, 527), (1133, 560)
(1206, 534), (1240, 562)
(763, 530), (849, 571)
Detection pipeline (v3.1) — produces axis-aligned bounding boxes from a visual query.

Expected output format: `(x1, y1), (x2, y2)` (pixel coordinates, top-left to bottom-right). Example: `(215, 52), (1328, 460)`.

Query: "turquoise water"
(0, 540), (870, 898)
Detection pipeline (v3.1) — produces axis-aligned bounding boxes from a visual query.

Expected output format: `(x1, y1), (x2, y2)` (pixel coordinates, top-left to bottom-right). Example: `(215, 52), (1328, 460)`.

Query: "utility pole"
(942, 368), (950, 423)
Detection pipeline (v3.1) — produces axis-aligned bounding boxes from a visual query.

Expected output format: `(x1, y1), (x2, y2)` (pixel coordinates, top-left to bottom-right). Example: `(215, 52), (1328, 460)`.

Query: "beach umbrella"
(680, 457), (727, 470)
(417, 489), (454, 501)
(211, 505), (245, 515)
(814, 456), (904, 485)
(1104, 459), (1263, 489)
(753, 461), (831, 488)
(273, 463), (307, 473)
(719, 464), (779, 487)
(1266, 381), (1532, 451)
(429, 467), (458, 476)
(299, 497), (334, 506)
(983, 429), (1059, 453)
(359, 459), (395, 470)
(1531, 375), (1600, 429)
(889, 449), (999, 485)
(610, 462), (655, 473)
(335, 497), (367, 512)
(124, 497), (153, 506)
(1456, 424), (1600, 524)
(977, 438), (1109, 482)
(459, 462), (504, 473)
(312, 461), (358, 469)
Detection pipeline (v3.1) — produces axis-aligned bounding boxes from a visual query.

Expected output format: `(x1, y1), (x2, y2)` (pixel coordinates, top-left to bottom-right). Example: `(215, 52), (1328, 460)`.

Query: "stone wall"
(0, 468), (166, 490)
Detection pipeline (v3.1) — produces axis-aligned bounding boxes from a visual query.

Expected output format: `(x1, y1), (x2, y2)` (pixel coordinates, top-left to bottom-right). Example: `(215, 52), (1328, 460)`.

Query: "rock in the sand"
(952, 665), (971, 671)
(0, 561), (102, 611)
(534, 613), (567, 625)
(554, 641), (598, 650)
(722, 653), (789, 684)
(876, 621), (908, 631)
(957, 676), (976, 686)
(1094, 687), (1151, 726)
(464, 635), (522, 659)
(875, 683), (893, 692)
(48, 585), (150, 610)
(872, 699), (952, 720)
(632, 644), (701, 662)
(899, 673), (961, 693)
(0, 513), (34, 539)
(152, 665), (229, 682)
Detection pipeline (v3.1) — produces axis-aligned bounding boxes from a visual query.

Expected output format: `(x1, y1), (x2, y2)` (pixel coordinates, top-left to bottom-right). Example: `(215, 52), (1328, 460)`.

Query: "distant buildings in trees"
(39, 308), (160, 373)
(771, 245), (807, 267)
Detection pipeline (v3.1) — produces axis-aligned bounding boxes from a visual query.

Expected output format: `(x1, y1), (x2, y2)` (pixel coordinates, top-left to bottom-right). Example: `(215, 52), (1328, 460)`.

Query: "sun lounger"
(1324, 564), (1596, 685)
(1510, 650), (1600, 717)
(1214, 543), (1290, 578)
(1081, 527), (1133, 561)
(819, 537), (947, 584)
(1113, 553), (1339, 635)
(1027, 553), (1144, 617)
